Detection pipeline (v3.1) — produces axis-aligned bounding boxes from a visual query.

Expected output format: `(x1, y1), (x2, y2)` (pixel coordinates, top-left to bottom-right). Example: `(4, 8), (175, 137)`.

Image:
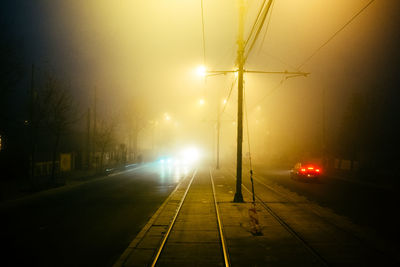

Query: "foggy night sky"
(2, 0), (400, 160)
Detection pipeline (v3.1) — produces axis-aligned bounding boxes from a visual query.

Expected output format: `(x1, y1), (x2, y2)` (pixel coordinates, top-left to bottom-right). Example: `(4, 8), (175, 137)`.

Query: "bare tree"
(0, 31), (23, 103)
(39, 75), (78, 182)
(125, 98), (148, 162)
(0, 31), (25, 180)
(95, 118), (116, 172)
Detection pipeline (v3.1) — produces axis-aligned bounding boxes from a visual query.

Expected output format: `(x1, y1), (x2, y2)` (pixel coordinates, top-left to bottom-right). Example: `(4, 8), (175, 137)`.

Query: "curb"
(113, 170), (191, 267)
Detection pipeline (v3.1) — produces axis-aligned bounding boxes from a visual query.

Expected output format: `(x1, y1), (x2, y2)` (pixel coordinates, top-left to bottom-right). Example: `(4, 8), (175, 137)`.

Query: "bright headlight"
(181, 147), (200, 163)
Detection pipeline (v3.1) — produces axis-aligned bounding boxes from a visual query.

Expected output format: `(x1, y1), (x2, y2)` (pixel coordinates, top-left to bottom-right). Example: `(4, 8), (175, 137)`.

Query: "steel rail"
(242, 184), (330, 267)
(209, 168), (231, 267)
(227, 168), (394, 264)
(248, 173), (394, 261)
(150, 169), (197, 267)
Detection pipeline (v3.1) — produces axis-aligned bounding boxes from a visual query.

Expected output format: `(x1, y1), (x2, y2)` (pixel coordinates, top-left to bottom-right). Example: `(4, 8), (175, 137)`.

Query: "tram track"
(247, 172), (398, 262)
(150, 169), (197, 267)
(223, 167), (397, 266)
(150, 168), (230, 266)
(241, 184), (330, 266)
(115, 166), (397, 266)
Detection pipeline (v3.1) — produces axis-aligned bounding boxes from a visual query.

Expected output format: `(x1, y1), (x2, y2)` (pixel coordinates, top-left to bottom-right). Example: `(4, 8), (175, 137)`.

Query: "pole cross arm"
(204, 69), (310, 78)
(244, 70), (310, 77)
(205, 70), (237, 77)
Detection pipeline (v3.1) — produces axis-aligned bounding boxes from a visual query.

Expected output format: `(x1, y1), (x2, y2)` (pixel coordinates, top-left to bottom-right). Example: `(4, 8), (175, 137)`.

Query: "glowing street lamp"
(196, 65), (206, 77)
(199, 98), (205, 105)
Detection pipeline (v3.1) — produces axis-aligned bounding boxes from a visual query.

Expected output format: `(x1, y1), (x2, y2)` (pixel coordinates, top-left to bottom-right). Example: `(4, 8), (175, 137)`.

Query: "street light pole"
(234, 0), (245, 202)
(202, 0), (308, 203)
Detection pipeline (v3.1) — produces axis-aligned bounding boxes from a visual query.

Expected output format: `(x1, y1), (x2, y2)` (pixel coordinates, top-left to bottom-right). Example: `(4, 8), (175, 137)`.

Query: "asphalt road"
(0, 163), (189, 267)
(253, 166), (400, 243)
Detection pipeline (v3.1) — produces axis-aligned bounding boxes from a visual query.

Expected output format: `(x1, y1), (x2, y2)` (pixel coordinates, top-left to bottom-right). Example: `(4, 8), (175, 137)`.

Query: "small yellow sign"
(60, 153), (72, 172)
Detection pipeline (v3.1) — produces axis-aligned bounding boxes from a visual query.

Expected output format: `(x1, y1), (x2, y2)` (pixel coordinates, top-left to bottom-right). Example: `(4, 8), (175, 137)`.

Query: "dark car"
(290, 162), (322, 180)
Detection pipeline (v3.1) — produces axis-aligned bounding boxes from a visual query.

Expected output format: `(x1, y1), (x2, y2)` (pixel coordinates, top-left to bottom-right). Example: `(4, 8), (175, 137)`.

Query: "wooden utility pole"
(234, 0), (245, 202)
(204, 0), (308, 203)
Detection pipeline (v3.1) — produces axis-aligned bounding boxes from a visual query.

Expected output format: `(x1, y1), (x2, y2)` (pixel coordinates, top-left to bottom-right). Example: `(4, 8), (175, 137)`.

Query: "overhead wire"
(243, 82), (252, 172)
(199, 0), (208, 102)
(199, 1), (237, 123)
(256, 0), (275, 56)
(250, 74), (286, 112)
(200, 0), (206, 65)
(259, 50), (300, 72)
(249, 0), (375, 111)
(219, 75), (238, 117)
(243, 81), (256, 204)
(245, 0), (267, 48)
(213, 43), (237, 72)
(253, 3), (300, 74)
(244, 0), (274, 62)
(297, 0), (375, 69)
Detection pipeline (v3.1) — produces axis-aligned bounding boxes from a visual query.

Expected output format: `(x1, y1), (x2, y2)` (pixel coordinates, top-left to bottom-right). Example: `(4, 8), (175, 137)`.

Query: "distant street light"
(199, 98), (205, 105)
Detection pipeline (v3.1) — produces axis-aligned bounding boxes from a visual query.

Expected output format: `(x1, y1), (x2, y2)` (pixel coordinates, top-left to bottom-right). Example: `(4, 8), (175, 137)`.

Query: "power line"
(257, 0), (275, 56)
(245, 0), (267, 48)
(243, 82), (253, 171)
(250, 74), (286, 111)
(244, 82), (257, 205)
(200, 0), (206, 65)
(258, 50), (299, 72)
(245, 0), (274, 61)
(219, 76), (237, 117)
(298, 0), (375, 69)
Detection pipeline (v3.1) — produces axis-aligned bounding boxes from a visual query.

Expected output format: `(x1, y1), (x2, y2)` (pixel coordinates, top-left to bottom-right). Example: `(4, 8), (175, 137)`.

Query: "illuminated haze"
(3, 0), (400, 163)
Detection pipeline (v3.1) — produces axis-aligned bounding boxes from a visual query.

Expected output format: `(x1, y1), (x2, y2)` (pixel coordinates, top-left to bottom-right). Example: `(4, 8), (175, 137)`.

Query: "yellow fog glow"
(34, 0), (394, 173)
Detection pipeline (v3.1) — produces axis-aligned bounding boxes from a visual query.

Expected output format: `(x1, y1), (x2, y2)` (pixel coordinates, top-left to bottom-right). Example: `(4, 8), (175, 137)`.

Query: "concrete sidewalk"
(114, 167), (399, 266)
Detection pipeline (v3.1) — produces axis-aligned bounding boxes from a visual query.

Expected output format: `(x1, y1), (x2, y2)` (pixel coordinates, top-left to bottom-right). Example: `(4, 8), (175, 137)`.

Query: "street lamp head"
(196, 65), (206, 77)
